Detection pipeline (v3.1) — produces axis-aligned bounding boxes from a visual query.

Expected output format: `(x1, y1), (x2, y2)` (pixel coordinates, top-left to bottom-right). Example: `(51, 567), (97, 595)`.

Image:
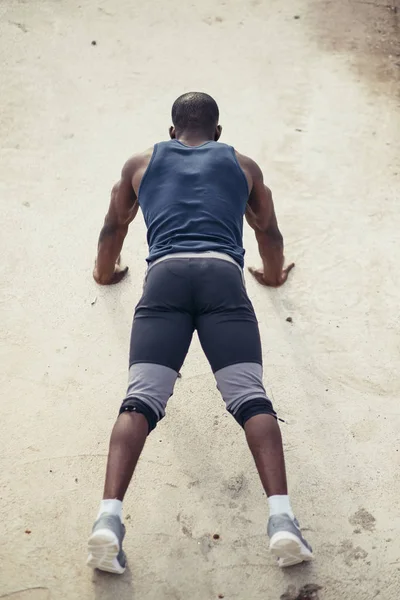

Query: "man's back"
(138, 139), (249, 266)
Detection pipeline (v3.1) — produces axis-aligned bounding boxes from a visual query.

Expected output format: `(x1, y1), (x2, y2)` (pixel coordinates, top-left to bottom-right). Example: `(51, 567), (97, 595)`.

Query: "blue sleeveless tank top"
(138, 140), (249, 267)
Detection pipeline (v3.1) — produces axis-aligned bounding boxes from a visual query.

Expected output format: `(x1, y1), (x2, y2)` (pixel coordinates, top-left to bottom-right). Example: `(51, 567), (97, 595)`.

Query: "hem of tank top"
(147, 252), (245, 281)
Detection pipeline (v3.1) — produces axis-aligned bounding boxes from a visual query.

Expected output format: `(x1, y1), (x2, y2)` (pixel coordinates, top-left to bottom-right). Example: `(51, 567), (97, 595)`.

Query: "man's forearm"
(94, 223), (128, 284)
(255, 228), (285, 286)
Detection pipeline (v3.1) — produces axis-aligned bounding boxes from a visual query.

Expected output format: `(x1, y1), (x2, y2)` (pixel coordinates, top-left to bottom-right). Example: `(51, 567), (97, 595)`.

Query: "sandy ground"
(1, 1), (400, 598)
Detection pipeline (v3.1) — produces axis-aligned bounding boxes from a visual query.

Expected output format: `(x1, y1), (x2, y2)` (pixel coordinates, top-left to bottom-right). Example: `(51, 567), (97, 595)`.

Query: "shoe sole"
(87, 528), (125, 574)
(269, 531), (314, 568)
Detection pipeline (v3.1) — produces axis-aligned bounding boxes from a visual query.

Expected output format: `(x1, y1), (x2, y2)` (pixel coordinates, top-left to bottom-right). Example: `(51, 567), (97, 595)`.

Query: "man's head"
(170, 92), (221, 141)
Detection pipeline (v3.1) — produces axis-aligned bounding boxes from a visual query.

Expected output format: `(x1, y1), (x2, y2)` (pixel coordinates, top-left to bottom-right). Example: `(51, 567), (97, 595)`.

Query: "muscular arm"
(94, 159), (139, 285)
(243, 158), (294, 287)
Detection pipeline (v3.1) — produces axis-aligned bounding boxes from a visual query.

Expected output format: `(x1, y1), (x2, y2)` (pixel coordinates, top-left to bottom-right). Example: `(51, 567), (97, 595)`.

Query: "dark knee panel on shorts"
(232, 397), (277, 428)
(119, 398), (159, 433)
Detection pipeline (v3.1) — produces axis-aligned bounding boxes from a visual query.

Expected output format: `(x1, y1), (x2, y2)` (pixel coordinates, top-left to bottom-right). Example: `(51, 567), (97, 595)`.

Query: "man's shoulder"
(234, 150), (262, 179)
(122, 147), (154, 177)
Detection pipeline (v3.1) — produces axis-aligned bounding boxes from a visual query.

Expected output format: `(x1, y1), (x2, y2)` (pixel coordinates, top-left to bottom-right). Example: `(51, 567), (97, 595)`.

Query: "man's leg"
(87, 260), (194, 574)
(103, 412), (149, 502)
(244, 413), (287, 497)
(86, 413), (149, 575)
(244, 413), (313, 567)
(195, 259), (313, 567)
(211, 361), (293, 500)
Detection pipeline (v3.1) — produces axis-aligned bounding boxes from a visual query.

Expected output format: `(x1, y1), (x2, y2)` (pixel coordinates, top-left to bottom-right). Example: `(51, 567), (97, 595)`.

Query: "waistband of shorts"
(147, 251), (243, 273)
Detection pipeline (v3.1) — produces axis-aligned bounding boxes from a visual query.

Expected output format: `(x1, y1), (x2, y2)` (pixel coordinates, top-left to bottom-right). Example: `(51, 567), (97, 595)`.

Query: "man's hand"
(93, 256), (129, 285)
(248, 262), (295, 287)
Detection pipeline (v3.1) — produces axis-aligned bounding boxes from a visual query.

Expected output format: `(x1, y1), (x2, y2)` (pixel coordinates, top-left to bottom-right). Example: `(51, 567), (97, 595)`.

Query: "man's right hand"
(248, 263), (295, 287)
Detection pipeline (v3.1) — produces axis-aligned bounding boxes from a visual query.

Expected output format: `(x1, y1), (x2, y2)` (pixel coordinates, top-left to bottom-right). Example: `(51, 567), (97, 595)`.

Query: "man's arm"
(245, 160), (294, 287)
(93, 159), (139, 285)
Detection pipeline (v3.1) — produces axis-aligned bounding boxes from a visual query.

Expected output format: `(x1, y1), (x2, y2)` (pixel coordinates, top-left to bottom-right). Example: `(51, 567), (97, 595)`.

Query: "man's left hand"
(93, 258), (129, 285)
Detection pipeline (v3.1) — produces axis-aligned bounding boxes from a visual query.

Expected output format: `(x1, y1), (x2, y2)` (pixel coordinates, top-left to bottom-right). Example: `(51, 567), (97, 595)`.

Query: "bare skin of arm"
(94, 151), (152, 285)
(236, 152), (294, 287)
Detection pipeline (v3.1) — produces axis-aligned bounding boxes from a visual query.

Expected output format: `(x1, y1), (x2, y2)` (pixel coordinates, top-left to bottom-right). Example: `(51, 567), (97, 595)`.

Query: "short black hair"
(171, 92), (219, 134)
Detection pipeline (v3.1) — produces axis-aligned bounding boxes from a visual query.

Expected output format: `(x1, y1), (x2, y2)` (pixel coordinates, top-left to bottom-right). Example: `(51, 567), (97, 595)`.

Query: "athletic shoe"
(268, 513), (313, 568)
(87, 513), (126, 574)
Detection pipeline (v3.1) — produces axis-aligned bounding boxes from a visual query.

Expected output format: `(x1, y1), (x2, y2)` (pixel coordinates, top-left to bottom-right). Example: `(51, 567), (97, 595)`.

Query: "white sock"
(97, 499), (123, 521)
(268, 495), (294, 520)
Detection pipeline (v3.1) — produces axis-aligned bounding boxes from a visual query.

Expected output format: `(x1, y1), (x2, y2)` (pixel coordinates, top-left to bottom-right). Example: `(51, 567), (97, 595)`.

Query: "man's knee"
(215, 361), (277, 428)
(231, 397), (277, 428)
(119, 398), (159, 433)
(119, 362), (178, 434)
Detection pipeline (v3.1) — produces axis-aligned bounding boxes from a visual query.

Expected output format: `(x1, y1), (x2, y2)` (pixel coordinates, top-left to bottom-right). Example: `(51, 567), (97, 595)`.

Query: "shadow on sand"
(92, 566), (134, 600)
